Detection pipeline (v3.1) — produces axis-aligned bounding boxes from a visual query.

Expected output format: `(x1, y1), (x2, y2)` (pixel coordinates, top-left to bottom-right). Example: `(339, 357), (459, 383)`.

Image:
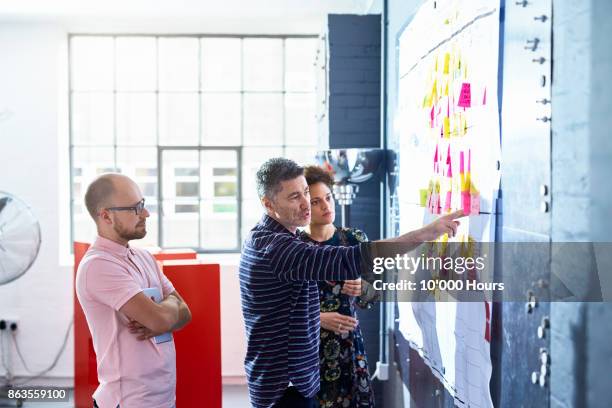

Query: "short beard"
(114, 220), (146, 241)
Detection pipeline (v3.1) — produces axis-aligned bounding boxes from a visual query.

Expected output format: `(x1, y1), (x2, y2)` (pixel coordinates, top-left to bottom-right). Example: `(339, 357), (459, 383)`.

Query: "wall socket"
(0, 318), (19, 331)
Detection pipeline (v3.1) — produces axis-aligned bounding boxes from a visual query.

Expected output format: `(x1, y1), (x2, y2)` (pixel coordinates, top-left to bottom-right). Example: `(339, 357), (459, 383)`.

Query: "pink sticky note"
(482, 87), (487, 105)
(461, 191), (470, 215)
(430, 189), (440, 214)
(433, 145), (439, 172)
(444, 190), (452, 211)
(460, 151), (465, 174)
(470, 192), (480, 215)
(446, 145), (453, 177)
(458, 82), (471, 108)
(430, 105), (435, 127)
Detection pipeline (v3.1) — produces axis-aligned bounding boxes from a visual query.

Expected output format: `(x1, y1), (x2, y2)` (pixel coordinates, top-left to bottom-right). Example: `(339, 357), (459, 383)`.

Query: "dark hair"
(256, 158), (304, 198)
(84, 175), (116, 219)
(304, 165), (334, 189)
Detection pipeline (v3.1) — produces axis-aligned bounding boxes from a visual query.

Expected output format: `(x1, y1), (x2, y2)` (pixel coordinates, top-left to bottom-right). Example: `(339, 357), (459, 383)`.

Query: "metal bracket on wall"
(525, 38), (540, 51)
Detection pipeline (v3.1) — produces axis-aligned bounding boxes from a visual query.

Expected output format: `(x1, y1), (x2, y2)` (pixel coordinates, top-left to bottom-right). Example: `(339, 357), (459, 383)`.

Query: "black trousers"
(272, 386), (318, 408)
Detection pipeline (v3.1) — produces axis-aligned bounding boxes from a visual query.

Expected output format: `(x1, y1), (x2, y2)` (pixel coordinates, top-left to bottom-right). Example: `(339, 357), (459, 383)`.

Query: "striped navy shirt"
(239, 215), (370, 408)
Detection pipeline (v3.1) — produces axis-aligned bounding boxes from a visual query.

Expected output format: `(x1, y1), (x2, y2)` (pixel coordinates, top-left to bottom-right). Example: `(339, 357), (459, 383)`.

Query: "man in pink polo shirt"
(76, 173), (192, 408)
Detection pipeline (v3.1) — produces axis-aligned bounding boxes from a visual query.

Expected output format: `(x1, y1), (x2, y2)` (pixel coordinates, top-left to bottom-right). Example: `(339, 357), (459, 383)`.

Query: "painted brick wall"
(327, 14), (381, 149)
(323, 13), (384, 407)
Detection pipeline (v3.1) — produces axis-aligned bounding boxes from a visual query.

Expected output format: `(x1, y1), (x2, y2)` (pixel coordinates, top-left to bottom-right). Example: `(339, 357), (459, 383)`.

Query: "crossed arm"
(119, 290), (192, 340)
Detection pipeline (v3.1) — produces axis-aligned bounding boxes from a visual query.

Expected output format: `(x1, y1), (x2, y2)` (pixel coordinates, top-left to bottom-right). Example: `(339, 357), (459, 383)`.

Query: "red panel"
(162, 261), (222, 408)
(73, 242), (96, 408)
(73, 243), (221, 407)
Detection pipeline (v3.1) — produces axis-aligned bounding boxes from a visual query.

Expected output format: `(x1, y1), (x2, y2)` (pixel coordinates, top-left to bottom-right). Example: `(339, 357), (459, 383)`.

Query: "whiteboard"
(395, 0), (501, 407)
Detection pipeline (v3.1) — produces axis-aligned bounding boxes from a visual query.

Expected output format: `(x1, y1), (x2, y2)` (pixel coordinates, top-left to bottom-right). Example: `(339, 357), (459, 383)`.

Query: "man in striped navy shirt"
(239, 158), (463, 408)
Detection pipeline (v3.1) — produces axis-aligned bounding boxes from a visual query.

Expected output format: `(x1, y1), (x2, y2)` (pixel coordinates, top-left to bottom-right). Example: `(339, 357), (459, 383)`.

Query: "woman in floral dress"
(299, 165), (376, 408)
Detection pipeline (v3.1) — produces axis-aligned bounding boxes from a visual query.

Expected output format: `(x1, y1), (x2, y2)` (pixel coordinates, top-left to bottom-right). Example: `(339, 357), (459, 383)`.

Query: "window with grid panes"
(70, 35), (318, 252)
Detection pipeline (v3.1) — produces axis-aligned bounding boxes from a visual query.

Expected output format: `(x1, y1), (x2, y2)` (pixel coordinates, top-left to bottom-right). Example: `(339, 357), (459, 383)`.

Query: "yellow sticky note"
(419, 189), (428, 207)
(431, 80), (438, 105)
(443, 53), (450, 74)
(443, 117), (450, 138)
(462, 172), (471, 191)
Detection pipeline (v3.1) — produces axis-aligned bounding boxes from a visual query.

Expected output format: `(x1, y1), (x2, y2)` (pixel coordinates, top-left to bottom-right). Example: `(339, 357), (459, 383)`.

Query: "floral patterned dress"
(299, 227), (376, 408)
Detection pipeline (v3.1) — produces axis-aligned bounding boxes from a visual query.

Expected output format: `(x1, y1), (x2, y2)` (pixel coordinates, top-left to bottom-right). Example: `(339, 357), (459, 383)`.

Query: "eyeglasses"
(105, 198), (146, 216)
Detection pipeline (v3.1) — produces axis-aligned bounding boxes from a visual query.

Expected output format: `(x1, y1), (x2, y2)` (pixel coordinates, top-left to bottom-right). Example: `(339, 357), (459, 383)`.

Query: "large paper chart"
(396, 1), (500, 407)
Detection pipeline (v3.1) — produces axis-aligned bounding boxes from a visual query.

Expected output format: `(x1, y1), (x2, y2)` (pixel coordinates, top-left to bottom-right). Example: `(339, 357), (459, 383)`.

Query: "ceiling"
(0, 0), (378, 34)
(0, 0), (372, 20)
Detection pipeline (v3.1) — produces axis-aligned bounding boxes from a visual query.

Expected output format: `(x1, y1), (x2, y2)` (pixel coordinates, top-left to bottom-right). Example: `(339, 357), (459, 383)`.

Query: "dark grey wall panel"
(327, 14), (381, 149)
(497, 0), (552, 407)
(550, 1), (612, 408)
(323, 13), (384, 406)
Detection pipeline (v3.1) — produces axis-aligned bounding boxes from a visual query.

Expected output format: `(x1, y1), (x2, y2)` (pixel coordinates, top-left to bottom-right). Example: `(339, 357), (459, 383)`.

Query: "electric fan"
(0, 192), (41, 407)
(0, 192), (41, 285)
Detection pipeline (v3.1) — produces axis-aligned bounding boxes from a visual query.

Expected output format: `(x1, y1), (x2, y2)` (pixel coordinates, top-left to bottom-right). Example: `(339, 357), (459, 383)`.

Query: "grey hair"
(255, 158), (304, 199)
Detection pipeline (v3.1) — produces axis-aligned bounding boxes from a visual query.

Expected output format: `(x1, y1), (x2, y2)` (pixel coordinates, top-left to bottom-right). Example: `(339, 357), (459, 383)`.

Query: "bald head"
(84, 173), (135, 220)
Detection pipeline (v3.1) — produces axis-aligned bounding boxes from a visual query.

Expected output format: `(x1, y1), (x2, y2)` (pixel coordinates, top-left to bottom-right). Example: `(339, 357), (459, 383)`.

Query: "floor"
(0, 384), (251, 407)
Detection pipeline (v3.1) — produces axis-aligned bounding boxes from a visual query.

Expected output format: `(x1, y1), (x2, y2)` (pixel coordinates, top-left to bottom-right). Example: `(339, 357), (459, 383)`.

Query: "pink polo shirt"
(76, 236), (176, 408)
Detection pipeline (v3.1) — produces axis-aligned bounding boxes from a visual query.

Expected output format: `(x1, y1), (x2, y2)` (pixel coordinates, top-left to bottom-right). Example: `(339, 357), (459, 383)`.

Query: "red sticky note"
(458, 82), (471, 108)
(484, 302), (491, 342)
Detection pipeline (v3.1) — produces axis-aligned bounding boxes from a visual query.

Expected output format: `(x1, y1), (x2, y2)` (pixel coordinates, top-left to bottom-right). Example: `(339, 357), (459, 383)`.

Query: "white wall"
(0, 22), (251, 385)
(0, 0), (372, 385)
(0, 22), (74, 385)
(0, 27), (244, 384)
